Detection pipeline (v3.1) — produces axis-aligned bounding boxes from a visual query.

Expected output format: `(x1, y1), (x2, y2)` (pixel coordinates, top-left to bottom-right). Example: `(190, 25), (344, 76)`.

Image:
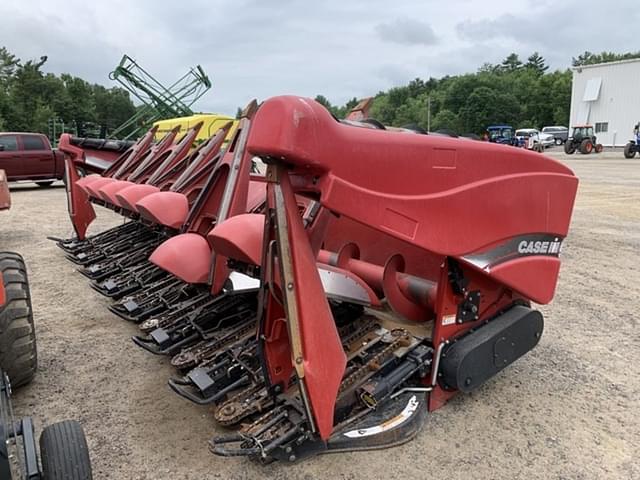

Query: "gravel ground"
(3, 151), (639, 479)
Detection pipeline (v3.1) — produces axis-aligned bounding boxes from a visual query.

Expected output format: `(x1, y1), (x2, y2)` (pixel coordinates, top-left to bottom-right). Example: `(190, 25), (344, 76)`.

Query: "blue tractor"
(486, 125), (519, 146)
(623, 123), (640, 158)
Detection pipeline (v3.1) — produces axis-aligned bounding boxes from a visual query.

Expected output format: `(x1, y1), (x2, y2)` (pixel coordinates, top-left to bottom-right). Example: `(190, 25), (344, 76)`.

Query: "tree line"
(0, 46), (136, 138)
(317, 50), (640, 135)
(2, 45), (639, 140)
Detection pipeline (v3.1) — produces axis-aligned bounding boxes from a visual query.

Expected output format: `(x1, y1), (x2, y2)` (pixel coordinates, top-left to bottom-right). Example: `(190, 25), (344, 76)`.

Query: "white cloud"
(376, 18), (437, 46)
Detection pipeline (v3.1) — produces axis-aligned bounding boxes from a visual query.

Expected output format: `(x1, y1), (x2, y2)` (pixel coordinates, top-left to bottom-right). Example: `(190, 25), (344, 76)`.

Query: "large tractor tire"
(0, 252), (36, 388)
(40, 420), (93, 480)
(579, 139), (593, 154)
(624, 143), (636, 158)
(564, 141), (576, 154)
(580, 138), (593, 155)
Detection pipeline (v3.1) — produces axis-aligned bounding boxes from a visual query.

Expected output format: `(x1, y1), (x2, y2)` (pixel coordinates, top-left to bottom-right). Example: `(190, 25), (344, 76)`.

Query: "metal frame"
(108, 55), (212, 140)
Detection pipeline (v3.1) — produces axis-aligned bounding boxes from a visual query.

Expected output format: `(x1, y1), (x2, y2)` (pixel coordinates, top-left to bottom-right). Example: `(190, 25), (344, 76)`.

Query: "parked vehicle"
(515, 129), (544, 151)
(0, 170), (93, 479)
(0, 133), (129, 186)
(542, 126), (569, 145)
(487, 125), (518, 145)
(537, 130), (556, 147)
(564, 125), (603, 154)
(515, 128), (554, 149)
(623, 123), (640, 158)
(0, 133), (66, 187)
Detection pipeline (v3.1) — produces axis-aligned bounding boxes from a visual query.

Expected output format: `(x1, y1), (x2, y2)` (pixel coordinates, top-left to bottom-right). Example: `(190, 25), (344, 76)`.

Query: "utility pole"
(427, 95), (431, 133)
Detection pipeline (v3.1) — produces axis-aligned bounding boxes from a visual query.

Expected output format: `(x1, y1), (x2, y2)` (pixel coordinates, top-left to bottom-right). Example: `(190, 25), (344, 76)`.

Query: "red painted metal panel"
(84, 177), (115, 198)
(247, 96), (578, 306)
(114, 184), (159, 211)
(278, 172), (346, 440)
(489, 256), (561, 304)
(207, 213), (264, 266)
(97, 180), (133, 205)
(102, 126), (158, 178)
(57, 135), (96, 240)
(135, 191), (189, 229)
(75, 175), (101, 189)
(149, 233), (211, 284)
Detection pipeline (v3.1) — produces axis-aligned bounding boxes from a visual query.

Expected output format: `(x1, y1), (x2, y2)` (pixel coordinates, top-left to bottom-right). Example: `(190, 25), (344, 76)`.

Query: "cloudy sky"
(1, 0), (636, 115)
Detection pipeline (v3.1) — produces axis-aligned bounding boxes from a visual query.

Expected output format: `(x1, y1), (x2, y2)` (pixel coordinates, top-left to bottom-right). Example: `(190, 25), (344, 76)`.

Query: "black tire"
(579, 139), (593, 154)
(0, 252), (36, 387)
(624, 143), (636, 158)
(36, 181), (54, 188)
(564, 141), (576, 154)
(40, 420), (93, 480)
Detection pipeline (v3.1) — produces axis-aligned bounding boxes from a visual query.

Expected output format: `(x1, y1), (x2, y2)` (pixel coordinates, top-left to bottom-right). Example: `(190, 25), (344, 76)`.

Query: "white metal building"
(569, 58), (640, 146)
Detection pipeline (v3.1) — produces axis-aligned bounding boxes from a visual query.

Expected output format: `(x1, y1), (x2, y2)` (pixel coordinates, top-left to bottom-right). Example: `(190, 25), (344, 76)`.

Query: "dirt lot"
(3, 151), (639, 479)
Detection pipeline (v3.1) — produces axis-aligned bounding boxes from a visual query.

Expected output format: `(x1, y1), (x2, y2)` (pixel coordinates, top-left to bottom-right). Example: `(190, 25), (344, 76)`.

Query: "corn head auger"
(52, 95), (578, 464)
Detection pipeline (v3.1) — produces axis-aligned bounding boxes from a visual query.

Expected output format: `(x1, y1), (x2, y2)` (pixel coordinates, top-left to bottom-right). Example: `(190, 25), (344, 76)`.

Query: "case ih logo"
(462, 234), (565, 271)
(517, 238), (562, 255)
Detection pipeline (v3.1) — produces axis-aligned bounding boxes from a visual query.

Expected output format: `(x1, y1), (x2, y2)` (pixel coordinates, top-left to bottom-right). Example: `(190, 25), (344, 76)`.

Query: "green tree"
(478, 62), (498, 74)
(314, 94), (348, 117)
(314, 95), (333, 110)
(369, 95), (396, 125)
(0, 47), (19, 86)
(7, 59), (49, 131)
(526, 52), (548, 75)
(458, 87), (520, 133)
(407, 78), (428, 98)
(572, 51), (596, 66)
(500, 53), (523, 72)
(392, 97), (424, 126)
(572, 50), (640, 66)
(344, 97), (359, 110)
(315, 49), (610, 134)
(93, 85), (136, 132)
(0, 46), (137, 137)
(431, 109), (460, 132)
(60, 74), (95, 126)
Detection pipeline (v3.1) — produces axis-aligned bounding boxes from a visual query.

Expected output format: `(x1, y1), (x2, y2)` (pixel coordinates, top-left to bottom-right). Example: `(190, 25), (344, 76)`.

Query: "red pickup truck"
(0, 132), (66, 187)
